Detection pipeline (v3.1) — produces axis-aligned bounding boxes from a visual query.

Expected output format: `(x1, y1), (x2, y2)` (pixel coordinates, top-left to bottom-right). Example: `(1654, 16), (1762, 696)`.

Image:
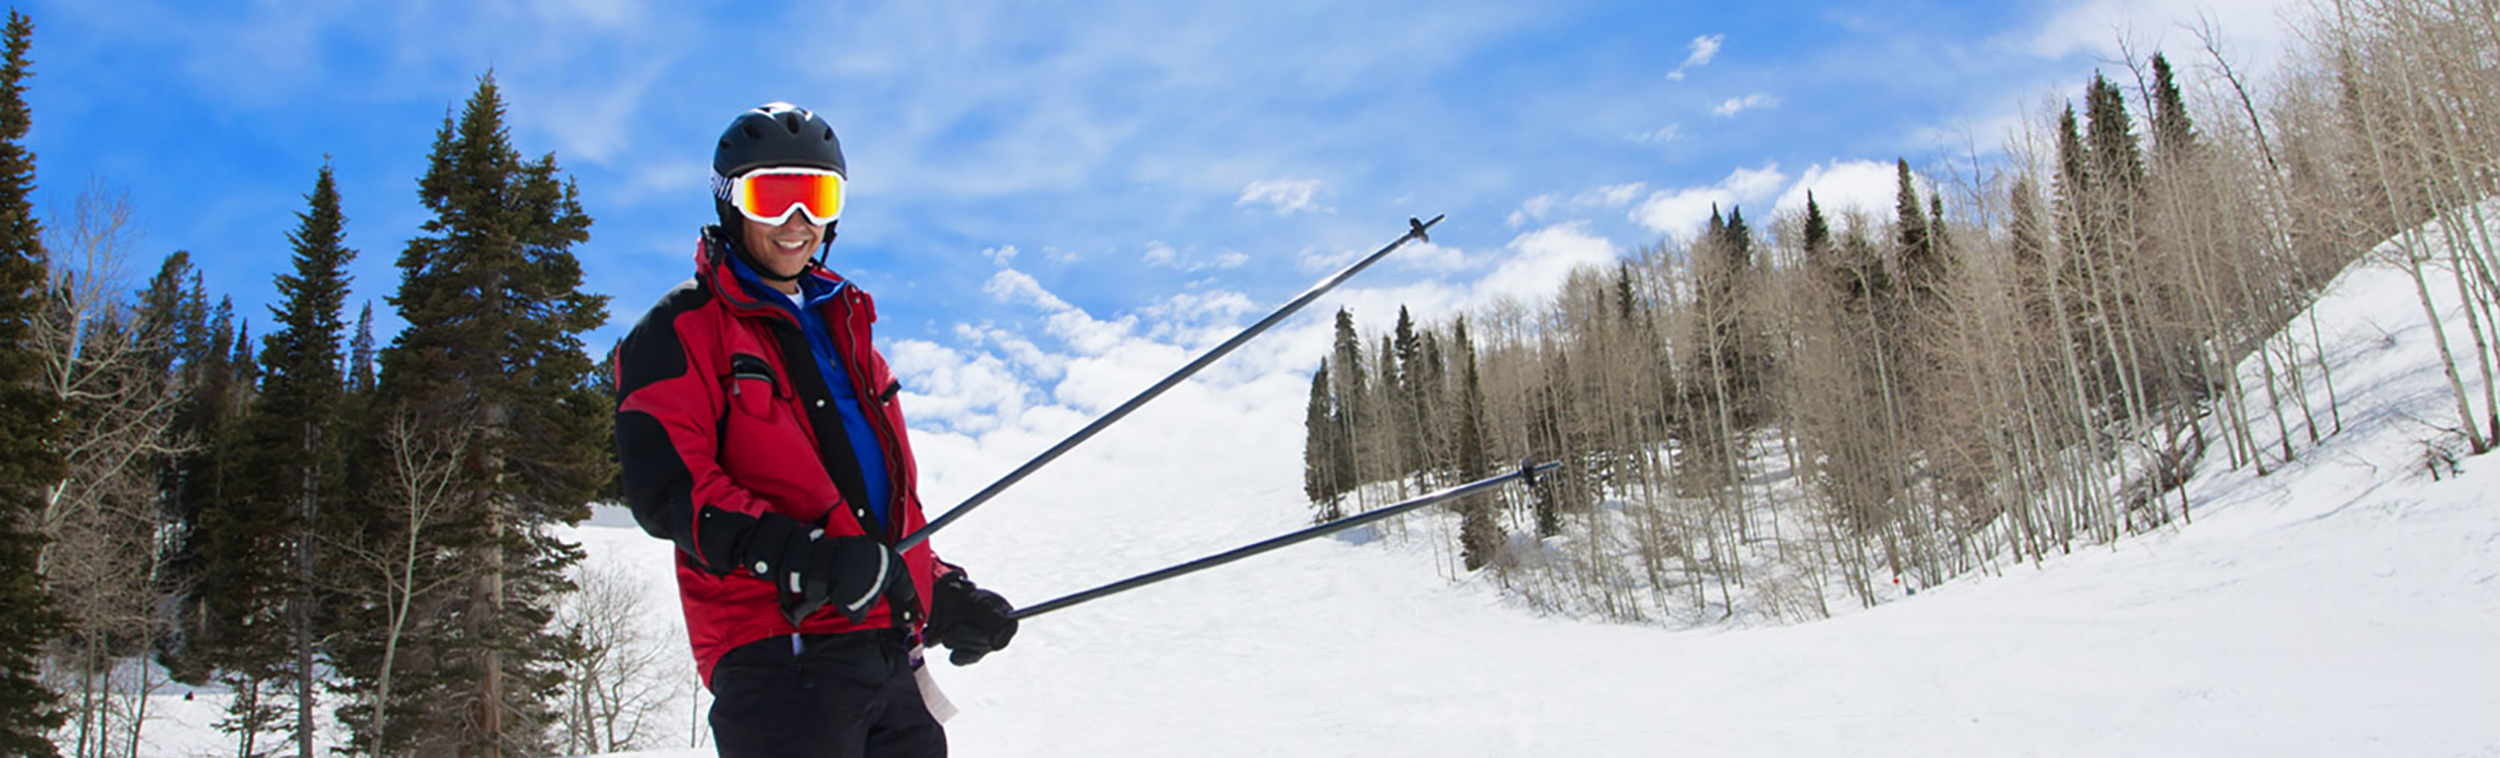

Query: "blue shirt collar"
(724, 249), (847, 309)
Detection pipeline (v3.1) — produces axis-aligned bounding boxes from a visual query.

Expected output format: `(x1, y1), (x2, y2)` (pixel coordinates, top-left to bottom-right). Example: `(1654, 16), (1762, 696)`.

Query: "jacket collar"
(695, 226), (875, 323)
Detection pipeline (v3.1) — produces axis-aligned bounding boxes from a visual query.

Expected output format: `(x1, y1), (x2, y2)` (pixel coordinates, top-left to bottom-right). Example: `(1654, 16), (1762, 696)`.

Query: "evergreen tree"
(166, 294), (245, 683)
(135, 254), (218, 683)
(340, 72), (609, 757)
(1327, 308), (1366, 499)
(347, 301), (375, 397)
(0, 12), (65, 755)
(1802, 192), (1830, 259)
(1894, 159), (1948, 305)
(230, 319), (256, 398)
(2148, 53), (2199, 168)
(2084, 73), (2149, 201)
(1391, 306), (1425, 483)
(1719, 204), (1766, 425)
(1302, 360), (1343, 522)
(2052, 103), (2091, 254)
(243, 162), (356, 757)
(1927, 194), (1951, 265)
(1451, 317), (1501, 570)
(1613, 262), (1636, 323)
(2007, 177), (2054, 330)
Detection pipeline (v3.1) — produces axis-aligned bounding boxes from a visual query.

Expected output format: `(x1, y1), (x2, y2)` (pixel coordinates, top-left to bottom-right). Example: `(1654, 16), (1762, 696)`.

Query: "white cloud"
(1143, 240), (1254, 272)
(2026, 0), (2303, 73)
(1393, 241), (1469, 272)
(1236, 178), (1332, 215)
(1632, 163), (1789, 240)
(983, 268), (1137, 359)
(1475, 222), (1620, 306)
(1774, 160), (1906, 223)
(1629, 123), (1684, 145)
(1140, 290), (1259, 346)
(955, 322), (1065, 379)
(983, 245), (1021, 266)
(1510, 182), (1650, 227)
(1587, 183), (1649, 208)
(1509, 195), (1559, 228)
(1712, 92), (1779, 117)
(887, 337), (1036, 435)
(983, 268), (1074, 312)
(1665, 33), (1725, 80)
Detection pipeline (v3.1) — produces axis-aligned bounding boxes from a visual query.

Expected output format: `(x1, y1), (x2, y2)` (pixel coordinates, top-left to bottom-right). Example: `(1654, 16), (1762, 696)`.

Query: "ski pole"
(1009, 459), (1557, 621)
(899, 215), (1446, 552)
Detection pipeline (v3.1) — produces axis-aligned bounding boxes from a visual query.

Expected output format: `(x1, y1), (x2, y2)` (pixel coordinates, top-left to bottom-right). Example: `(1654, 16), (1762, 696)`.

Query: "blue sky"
(20, 0), (2302, 435)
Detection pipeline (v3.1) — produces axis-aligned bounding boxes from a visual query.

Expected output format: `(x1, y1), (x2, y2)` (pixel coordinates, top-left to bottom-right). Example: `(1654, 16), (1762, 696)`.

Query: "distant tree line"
(1305, 0), (2498, 623)
(0, 11), (661, 757)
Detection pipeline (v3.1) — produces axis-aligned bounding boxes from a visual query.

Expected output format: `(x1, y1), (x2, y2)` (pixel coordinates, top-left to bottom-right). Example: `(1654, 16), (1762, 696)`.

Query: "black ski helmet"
(713, 101), (846, 179)
(710, 102), (847, 277)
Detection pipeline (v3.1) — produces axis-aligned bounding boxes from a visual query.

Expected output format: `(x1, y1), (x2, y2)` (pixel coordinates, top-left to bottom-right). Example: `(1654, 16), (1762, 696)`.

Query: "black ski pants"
(708, 630), (946, 758)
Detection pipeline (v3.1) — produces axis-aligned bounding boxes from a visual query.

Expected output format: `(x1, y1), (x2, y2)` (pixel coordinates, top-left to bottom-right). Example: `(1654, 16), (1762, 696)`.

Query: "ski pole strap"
(1010, 459), (1558, 621)
(899, 215), (1446, 552)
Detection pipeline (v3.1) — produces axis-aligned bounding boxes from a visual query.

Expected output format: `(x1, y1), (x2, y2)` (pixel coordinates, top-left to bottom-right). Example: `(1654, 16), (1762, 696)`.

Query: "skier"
(614, 102), (1019, 758)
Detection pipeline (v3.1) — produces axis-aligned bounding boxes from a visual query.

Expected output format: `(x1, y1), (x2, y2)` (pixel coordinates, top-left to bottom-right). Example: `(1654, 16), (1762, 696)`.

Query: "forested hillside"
(1304, 0), (2498, 624)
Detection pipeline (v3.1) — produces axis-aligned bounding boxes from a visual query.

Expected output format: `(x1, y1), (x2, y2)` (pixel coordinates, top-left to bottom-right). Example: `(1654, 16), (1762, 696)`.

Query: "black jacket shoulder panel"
(617, 278), (710, 399)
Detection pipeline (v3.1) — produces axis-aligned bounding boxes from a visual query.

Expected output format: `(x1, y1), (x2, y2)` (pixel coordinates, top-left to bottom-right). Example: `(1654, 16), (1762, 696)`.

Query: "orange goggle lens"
(734, 169), (844, 225)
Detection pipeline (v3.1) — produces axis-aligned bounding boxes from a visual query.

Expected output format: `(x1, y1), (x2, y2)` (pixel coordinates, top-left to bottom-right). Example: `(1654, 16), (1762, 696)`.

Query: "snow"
(131, 225), (2500, 756)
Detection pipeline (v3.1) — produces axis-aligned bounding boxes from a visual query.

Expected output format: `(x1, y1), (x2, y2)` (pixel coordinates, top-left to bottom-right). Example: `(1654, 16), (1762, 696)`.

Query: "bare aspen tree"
(328, 406), (473, 754)
(31, 184), (189, 758)
(551, 555), (671, 755)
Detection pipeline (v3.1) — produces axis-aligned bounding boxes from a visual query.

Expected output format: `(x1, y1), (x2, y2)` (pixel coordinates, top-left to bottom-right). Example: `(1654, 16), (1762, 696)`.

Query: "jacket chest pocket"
(725, 352), (786, 421)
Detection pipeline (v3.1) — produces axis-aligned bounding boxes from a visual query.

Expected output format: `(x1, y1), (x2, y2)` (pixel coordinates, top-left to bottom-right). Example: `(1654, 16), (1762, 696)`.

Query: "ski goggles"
(720, 167), (845, 225)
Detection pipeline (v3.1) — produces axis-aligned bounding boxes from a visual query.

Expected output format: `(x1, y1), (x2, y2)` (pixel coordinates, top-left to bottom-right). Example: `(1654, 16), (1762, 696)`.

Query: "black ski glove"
(927, 572), (1018, 666)
(745, 514), (904, 627)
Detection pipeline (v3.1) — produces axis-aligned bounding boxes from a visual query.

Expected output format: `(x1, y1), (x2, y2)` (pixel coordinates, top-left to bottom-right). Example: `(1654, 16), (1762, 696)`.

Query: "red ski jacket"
(614, 230), (950, 685)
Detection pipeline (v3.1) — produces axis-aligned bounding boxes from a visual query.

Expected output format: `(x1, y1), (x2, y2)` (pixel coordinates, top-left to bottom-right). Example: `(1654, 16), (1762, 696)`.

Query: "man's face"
(739, 214), (827, 289)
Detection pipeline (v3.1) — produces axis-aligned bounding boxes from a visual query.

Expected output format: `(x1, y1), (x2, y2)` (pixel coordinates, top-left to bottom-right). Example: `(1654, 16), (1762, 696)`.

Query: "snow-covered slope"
(137, 239), (2500, 756)
(592, 253), (2497, 755)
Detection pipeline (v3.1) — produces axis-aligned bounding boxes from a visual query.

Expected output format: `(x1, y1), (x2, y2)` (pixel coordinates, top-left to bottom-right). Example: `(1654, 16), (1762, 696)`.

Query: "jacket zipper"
(835, 288), (911, 540)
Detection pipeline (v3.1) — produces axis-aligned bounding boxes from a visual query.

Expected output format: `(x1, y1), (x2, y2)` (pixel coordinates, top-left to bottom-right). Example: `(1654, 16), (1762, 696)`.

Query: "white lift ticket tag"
(913, 647), (958, 723)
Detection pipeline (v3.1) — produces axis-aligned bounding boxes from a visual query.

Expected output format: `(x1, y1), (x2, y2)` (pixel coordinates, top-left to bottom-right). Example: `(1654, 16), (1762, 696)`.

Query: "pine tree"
(1451, 317), (1501, 570)
(244, 162), (356, 758)
(347, 301), (375, 396)
(1802, 192), (1830, 259)
(1391, 306), (1425, 484)
(341, 72), (609, 757)
(2007, 178), (2054, 330)
(1327, 308), (1366, 502)
(134, 254), (218, 683)
(2052, 103), (2092, 256)
(2148, 53), (2199, 169)
(1894, 159), (1930, 267)
(0, 12), (65, 756)
(1719, 205), (1765, 425)
(1302, 361), (1343, 522)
